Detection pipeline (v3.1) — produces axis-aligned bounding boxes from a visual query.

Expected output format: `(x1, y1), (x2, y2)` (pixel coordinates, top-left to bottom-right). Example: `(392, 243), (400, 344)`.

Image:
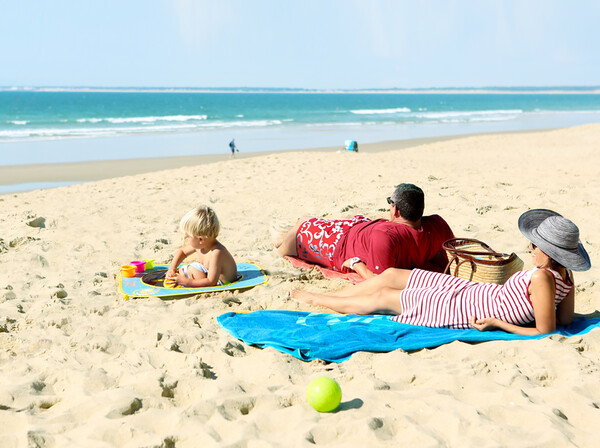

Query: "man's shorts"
(296, 215), (370, 270)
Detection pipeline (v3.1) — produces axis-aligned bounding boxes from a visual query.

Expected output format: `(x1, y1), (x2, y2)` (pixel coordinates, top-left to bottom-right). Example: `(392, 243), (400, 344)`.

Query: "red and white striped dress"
(391, 268), (572, 329)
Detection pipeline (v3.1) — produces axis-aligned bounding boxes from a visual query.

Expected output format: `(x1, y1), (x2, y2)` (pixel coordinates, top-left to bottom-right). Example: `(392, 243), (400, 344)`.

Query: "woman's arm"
(471, 269), (557, 335)
(470, 316), (549, 336)
(556, 272), (575, 326)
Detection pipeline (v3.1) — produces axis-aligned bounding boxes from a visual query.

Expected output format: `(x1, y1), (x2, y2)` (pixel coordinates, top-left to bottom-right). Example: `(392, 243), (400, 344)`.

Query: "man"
(273, 183), (454, 279)
(229, 139), (237, 158)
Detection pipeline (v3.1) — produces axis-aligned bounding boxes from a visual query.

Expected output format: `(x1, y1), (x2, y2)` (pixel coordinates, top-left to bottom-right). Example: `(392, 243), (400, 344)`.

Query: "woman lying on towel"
(292, 209), (591, 335)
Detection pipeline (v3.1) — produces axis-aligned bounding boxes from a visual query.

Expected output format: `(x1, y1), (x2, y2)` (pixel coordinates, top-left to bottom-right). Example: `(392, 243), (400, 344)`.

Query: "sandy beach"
(1, 124), (599, 447)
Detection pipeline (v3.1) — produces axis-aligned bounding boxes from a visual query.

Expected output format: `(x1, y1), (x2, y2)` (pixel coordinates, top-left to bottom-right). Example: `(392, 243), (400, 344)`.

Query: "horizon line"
(2, 85), (600, 94)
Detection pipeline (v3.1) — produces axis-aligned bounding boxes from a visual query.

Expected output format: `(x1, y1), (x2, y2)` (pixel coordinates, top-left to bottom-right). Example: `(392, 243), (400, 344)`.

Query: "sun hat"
(518, 209), (591, 271)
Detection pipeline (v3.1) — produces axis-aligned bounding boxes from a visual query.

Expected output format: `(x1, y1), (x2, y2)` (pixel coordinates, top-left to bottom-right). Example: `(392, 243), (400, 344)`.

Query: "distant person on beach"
(229, 139), (238, 158)
(273, 183), (454, 280)
(292, 209), (590, 335)
(166, 205), (237, 287)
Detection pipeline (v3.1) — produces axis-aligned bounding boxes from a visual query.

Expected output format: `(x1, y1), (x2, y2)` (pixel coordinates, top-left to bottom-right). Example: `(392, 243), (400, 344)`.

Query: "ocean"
(1, 89), (600, 166)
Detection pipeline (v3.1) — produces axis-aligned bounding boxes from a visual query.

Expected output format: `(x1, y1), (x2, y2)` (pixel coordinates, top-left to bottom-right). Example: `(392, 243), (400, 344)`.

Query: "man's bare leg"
(273, 216), (312, 257)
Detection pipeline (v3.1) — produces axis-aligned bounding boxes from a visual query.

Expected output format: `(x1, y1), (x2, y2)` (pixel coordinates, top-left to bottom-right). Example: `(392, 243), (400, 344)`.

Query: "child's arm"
(167, 245), (196, 278)
(175, 249), (226, 287)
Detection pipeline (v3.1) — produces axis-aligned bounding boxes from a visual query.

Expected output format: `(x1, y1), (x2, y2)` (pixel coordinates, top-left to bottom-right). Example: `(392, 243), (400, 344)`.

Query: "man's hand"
(342, 258), (376, 279)
(341, 258), (355, 272)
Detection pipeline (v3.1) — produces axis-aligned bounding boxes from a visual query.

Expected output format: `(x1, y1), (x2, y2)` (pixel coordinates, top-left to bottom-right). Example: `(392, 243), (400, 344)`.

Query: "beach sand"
(1, 125), (599, 447)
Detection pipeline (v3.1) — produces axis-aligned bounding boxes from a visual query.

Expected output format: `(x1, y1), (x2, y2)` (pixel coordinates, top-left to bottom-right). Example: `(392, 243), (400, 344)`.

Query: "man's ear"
(391, 205), (401, 218)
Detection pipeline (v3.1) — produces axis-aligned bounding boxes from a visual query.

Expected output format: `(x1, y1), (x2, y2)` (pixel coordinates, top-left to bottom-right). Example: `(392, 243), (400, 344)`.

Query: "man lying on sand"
(273, 183), (454, 279)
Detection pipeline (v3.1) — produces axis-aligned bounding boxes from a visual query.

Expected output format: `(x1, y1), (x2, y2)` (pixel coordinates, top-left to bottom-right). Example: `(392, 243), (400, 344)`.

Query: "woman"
(292, 209), (591, 335)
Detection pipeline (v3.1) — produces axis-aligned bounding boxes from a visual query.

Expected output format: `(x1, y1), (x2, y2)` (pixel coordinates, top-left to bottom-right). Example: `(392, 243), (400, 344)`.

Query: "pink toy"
(130, 260), (146, 273)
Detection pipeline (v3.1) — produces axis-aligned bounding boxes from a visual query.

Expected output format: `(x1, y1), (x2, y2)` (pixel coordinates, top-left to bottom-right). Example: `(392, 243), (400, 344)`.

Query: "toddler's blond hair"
(179, 205), (220, 239)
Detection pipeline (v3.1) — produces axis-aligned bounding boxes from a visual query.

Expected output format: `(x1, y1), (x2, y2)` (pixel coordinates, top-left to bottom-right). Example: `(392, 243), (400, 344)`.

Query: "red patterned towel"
(284, 256), (364, 284)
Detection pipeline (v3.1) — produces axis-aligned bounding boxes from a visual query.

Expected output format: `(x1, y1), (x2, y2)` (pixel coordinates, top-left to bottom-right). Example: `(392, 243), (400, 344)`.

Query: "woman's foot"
(290, 289), (318, 305)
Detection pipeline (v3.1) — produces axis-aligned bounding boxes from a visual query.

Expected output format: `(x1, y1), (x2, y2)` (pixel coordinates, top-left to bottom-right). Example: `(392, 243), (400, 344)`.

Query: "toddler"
(166, 205), (237, 287)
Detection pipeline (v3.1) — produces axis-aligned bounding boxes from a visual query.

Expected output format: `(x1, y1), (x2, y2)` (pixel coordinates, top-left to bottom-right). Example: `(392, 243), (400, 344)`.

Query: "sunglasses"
(386, 197), (395, 206)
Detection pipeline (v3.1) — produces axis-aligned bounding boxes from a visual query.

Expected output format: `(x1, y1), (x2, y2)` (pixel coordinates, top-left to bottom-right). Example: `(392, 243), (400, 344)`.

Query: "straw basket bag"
(443, 238), (524, 285)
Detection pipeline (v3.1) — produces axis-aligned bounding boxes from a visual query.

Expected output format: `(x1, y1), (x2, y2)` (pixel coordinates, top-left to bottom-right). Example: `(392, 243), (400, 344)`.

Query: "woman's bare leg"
(291, 286), (403, 315)
(328, 268), (412, 297)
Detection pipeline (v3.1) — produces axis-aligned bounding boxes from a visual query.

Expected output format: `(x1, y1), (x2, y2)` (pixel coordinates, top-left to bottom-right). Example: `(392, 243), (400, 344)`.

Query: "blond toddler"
(166, 205), (237, 287)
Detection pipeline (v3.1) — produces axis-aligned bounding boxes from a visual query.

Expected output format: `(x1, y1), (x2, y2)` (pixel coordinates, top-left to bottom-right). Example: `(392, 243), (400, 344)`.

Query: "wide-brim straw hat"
(518, 209), (591, 271)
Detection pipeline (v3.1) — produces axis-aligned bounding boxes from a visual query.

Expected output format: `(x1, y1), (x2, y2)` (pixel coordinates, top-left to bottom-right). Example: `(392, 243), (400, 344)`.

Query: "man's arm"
(423, 250), (450, 273)
(422, 215), (454, 273)
(341, 258), (376, 279)
(352, 262), (377, 279)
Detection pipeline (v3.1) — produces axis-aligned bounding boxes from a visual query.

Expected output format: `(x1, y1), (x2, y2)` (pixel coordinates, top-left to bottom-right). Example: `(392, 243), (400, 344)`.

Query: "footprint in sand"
(217, 397), (256, 421)
(368, 417), (396, 440)
(222, 341), (247, 357)
(27, 216), (46, 228)
(194, 359), (217, 379)
(159, 377), (178, 398)
(106, 397), (143, 418)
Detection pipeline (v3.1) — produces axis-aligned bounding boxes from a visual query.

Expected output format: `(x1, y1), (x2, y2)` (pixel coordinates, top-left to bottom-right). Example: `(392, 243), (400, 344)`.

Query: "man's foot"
(270, 221), (292, 249)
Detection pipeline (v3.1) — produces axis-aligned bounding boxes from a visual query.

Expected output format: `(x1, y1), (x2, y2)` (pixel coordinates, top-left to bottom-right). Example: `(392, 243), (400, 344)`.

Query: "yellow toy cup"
(121, 265), (136, 278)
(144, 259), (155, 270)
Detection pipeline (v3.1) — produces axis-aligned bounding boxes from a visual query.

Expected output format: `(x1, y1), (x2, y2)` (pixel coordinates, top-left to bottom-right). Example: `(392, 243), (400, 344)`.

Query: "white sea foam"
(76, 118), (103, 123)
(0, 118), (284, 141)
(413, 109), (523, 120)
(350, 107), (411, 114)
(10, 120), (28, 125)
(196, 119), (283, 129)
(76, 114), (208, 124)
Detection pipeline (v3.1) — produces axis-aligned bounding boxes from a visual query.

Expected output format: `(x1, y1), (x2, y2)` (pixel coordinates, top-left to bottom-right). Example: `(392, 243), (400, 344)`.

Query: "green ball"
(306, 376), (342, 412)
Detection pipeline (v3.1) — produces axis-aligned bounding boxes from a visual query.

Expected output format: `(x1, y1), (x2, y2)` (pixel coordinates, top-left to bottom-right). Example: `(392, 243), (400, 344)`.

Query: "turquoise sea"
(1, 88), (600, 166)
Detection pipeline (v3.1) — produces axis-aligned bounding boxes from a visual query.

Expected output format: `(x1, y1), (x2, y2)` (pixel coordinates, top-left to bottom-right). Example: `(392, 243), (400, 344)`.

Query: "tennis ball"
(306, 376), (342, 412)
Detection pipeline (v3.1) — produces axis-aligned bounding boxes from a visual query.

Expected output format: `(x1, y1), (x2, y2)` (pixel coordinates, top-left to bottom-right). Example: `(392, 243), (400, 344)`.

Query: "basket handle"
(443, 238), (506, 259)
(443, 255), (476, 280)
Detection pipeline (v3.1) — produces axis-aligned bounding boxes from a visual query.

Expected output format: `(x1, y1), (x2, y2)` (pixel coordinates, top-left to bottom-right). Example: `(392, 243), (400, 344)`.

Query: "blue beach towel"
(217, 311), (600, 362)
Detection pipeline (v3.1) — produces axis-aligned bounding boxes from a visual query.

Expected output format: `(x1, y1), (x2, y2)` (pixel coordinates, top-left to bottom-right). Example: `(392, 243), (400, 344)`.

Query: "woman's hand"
(470, 316), (499, 332)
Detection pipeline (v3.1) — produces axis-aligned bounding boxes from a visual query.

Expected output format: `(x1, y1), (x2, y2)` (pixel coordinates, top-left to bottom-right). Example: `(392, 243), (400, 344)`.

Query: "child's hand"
(166, 268), (176, 279)
(175, 270), (191, 287)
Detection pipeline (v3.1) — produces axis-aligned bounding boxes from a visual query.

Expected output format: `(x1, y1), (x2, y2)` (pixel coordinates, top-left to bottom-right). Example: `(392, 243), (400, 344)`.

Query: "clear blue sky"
(1, 0), (599, 89)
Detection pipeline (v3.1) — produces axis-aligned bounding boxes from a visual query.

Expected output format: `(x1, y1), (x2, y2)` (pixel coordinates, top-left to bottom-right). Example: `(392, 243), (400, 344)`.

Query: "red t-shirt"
(333, 215), (454, 274)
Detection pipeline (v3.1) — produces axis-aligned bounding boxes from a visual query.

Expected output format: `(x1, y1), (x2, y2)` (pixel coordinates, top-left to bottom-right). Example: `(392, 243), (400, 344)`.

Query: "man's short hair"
(391, 183), (424, 222)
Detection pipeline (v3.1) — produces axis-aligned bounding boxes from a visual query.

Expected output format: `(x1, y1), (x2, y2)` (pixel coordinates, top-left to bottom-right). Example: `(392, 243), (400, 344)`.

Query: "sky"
(1, 0), (599, 89)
